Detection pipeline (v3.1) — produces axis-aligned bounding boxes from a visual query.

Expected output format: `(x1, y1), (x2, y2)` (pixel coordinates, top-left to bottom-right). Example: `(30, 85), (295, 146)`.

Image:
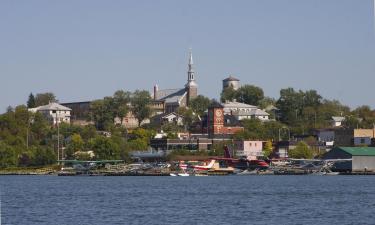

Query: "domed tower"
(186, 50), (198, 105)
(222, 75), (240, 91)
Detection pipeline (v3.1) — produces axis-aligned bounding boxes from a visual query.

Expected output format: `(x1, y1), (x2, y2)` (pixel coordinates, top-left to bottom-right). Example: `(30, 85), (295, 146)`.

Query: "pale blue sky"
(0, 0), (374, 111)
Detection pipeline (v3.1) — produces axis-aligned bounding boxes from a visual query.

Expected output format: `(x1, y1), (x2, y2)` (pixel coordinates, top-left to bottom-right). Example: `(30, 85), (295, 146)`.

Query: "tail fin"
(224, 145), (232, 158)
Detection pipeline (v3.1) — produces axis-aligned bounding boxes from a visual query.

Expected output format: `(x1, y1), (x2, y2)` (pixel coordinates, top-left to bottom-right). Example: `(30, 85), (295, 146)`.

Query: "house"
(114, 111), (150, 129)
(150, 112), (184, 126)
(331, 116), (345, 127)
(335, 128), (375, 147)
(222, 101), (269, 121)
(323, 147), (375, 172)
(235, 140), (263, 160)
(312, 129), (335, 150)
(29, 102), (72, 125)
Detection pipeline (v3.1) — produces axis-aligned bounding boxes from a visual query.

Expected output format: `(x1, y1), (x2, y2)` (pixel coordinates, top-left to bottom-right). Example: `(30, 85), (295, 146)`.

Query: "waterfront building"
(152, 50), (198, 113)
(323, 147), (375, 172)
(235, 140), (264, 160)
(29, 102), (72, 125)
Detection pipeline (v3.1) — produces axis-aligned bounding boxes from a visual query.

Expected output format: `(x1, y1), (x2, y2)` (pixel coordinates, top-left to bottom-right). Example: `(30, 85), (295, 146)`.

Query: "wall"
(352, 156), (375, 172)
(235, 140), (263, 160)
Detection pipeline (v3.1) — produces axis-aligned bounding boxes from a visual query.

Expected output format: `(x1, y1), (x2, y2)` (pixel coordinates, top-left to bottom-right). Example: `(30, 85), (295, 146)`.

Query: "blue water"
(1, 176), (375, 225)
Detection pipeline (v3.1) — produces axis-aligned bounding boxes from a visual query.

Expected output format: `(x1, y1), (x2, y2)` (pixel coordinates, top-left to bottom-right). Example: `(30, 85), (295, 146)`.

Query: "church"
(152, 51), (198, 113)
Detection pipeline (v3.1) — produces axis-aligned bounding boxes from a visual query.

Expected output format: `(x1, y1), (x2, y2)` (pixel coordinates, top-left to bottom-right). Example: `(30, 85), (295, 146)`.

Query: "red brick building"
(207, 102), (244, 138)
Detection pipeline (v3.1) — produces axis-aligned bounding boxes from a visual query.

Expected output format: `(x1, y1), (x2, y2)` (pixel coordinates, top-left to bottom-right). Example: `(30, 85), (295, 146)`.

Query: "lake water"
(1, 175), (375, 225)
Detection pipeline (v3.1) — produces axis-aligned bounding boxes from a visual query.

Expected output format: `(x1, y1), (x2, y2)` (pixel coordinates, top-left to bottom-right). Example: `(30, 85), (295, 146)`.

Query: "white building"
(29, 102), (72, 125)
(222, 101), (269, 121)
(331, 116), (345, 127)
(150, 112), (184, 126)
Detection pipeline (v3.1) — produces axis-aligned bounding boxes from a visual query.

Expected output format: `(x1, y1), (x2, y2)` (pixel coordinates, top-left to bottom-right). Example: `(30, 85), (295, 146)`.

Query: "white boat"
(170, 172), (190, 176)
(178, 173), (190, 176)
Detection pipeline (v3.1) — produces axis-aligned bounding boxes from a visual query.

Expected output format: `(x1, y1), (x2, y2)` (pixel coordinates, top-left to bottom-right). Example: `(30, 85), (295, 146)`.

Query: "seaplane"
(213, 145), (270, 171)
(177, 146), (269, 173)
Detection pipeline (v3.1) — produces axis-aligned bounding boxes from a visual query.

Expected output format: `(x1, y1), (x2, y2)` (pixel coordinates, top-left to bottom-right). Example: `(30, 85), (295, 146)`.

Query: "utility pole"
(56, 114), (60, 165)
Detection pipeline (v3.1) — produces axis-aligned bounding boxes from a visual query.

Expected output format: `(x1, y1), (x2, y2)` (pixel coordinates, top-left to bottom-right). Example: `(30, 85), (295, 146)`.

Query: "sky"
(0, 0), (374, 112)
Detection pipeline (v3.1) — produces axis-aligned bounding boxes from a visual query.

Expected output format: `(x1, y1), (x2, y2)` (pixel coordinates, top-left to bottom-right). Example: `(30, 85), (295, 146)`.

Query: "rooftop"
(338, 147), (375, 156)
(222, 101), (257, 109)
(32, 102), (72, 111)
(155, 88), (187, 104)
(223, 76), (240, 82)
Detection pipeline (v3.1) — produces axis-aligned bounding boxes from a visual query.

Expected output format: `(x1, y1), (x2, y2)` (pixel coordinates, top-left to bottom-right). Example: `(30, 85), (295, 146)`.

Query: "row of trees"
(0, 93), (159, 167)
(89, 90), (152, 130)
(221, 84), (375, 136)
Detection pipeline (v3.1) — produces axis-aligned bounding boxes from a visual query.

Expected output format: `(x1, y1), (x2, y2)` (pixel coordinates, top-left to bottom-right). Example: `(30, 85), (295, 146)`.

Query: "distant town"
(1, 51), (375, 176)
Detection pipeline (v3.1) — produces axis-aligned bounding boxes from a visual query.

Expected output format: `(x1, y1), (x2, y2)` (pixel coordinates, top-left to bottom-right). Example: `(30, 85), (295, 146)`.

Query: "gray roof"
(35, 102), (72, 111)
(223, 76), (240, 82)
(332, 116), (345, 122)
(155, 88), (187, 104)
(234, 109), (269, 116)
(222, 101), (257, 109)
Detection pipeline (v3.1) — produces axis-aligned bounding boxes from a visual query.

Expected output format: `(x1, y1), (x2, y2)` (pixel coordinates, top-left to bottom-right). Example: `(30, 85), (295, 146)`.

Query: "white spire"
(189, 48), (193, 65)
(187, 49), (195, 82)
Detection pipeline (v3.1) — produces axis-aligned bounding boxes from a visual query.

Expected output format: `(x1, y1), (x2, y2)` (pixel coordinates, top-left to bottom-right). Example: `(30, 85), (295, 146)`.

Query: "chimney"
(153, 84), (159, 100)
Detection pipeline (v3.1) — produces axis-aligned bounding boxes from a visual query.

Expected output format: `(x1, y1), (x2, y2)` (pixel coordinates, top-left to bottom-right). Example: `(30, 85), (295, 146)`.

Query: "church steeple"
(186, 49), (198, 105)
(188, 49), (195, 82)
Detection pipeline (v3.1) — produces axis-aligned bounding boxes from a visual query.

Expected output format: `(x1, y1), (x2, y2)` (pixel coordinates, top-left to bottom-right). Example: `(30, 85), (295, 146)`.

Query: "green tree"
(258, 97), (276, 110)
(176, 107), (196, 130)
(27, 93), (36, 108)
(131, 90), (152, 127)
(236, 85), (264, 106)
(65, 133), (84, 159)
(31, 146), (56, 166)
(234, 119), (265, 140)
(35, 92), (57, 106)
(263, 140), (273, 158)
(80, 125), (97, 141)
(90, 99), (114, 130)
(276, 88), (304, 124)
(113, 90), (131, 124)
(0, 141), (18, 168)
(220, 87), (237, 102)
(189, 95), (211, 116)
(88, 136), (120, 160)
(288, 141), (313, 159)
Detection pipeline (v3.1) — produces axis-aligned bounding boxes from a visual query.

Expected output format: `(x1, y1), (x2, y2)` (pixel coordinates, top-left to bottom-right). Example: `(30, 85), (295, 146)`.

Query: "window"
(52, 110), (56, 113)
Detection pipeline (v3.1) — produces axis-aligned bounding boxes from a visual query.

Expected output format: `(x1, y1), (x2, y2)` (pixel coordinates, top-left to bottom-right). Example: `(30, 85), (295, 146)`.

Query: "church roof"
(155, 88), (187, 104)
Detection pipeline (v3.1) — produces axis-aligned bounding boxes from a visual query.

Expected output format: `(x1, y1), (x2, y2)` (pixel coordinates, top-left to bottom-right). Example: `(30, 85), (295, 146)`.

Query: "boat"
(170, 172), (190, 176)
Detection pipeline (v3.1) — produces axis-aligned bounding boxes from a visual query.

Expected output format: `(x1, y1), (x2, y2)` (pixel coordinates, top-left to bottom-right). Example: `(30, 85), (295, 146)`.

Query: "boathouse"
(323, 147), (375, 172)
